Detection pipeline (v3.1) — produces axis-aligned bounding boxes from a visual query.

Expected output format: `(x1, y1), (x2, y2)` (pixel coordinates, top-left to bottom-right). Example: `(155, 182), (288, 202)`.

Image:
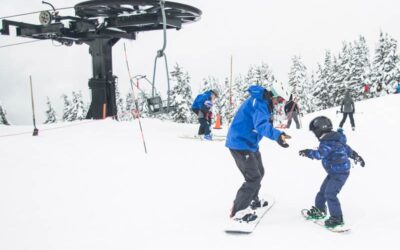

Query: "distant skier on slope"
(299, 116), (365, 229)
(191, 89), (218, 140)
(225, 85), (291, 222)
(396, 83), (400, 94)
(284, 94), (301, 129)
(339, 90), (356, 131)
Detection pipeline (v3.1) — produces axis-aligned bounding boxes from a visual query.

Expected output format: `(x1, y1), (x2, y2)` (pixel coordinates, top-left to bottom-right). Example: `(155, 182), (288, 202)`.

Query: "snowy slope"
(0, 95), (399, 250)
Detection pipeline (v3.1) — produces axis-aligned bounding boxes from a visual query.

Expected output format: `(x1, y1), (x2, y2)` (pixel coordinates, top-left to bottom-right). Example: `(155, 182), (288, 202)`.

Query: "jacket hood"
(247, 85), (267, 100)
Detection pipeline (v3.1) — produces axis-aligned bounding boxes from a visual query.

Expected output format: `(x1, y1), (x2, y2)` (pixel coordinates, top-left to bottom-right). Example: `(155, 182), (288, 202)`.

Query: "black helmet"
(309, 116), (333, 138)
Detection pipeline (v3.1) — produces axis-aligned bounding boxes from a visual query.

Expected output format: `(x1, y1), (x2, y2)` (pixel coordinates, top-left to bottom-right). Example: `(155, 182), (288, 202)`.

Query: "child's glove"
(277, 132), (291, 148)
(352, 151), (365, 167)
(299, 149), (311, 157)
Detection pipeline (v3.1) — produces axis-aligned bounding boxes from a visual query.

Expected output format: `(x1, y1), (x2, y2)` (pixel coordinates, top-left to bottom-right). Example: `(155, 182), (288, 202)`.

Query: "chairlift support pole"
(1, 0), (201, 120)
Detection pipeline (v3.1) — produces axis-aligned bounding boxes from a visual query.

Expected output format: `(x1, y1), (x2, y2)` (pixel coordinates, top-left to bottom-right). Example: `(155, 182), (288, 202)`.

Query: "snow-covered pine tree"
(63, 91), (87, 121)
(0, 102), (10, 125)
(371, 31), (400, 96)
(61, 94), (72, 122)
(237, 63), (277, 104)
(71, 91), (87, 121)
(44, 97), (57, 124)
(313, 51), (334, 111)
(306, 72), (317, 113)
(348, 36), (372, 101)
(288, 55), (311, 113)
(244, 63), (276, 91)
(169, 64), (194, 123)
(137, 91), (150, 118)
(115, 82), (125, 120)
(124, 92), (135, 121)
(330, 42), (353, 106)
(199, 76), (218, 93)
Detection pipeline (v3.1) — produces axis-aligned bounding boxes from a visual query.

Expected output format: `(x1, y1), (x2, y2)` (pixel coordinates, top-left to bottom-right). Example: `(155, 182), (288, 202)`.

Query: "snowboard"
(301, 209), (351, 233)
(179, 135), (226, 141)
(225, 198), (275, 234)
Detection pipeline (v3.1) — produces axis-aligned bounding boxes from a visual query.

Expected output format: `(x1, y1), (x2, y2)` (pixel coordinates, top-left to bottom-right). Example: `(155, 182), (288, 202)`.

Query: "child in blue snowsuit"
(226, 85), (291, 221)
(192, 90), (218, 140)
(299, 116), (365, 228)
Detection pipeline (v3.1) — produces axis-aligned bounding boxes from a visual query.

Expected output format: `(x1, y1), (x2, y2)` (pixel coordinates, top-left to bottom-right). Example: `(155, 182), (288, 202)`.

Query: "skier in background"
(396, 83), (400, 94)
(226, 85), (291, 222)
(273, 96), (286, 128)
(339, 90), (356, 131)
(191, 90), (218, 140)
(363, 83), (369, 98)
(299, 116), (365, 229)
(284, 94), (301, 129)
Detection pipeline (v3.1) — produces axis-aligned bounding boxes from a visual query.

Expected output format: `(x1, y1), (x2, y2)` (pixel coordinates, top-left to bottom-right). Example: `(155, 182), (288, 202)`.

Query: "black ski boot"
(306, 206), (327, 220)
(324, 216), (344, 228)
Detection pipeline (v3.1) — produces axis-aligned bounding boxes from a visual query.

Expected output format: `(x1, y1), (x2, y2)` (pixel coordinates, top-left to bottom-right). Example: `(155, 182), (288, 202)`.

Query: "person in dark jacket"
(226, 85), (291, 222)
(339, 91), (356, 130)
(284, 94), (301, 129)
(299, 116), (365, 228)
(191, 90), (218, 140)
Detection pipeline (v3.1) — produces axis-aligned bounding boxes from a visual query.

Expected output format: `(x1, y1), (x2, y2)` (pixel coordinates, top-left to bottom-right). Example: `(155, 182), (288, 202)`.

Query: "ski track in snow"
(0, 95), (399, 250)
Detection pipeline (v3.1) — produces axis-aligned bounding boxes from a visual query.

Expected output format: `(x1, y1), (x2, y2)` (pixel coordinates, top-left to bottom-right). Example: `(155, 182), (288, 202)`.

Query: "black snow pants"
(230, 149), (265, 216)
(339, 112), (355, 128)
(198, 118), (211, 136)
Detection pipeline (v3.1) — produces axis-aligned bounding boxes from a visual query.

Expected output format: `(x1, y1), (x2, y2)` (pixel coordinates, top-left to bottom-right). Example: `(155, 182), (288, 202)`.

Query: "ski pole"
(30, 76), (39, 136)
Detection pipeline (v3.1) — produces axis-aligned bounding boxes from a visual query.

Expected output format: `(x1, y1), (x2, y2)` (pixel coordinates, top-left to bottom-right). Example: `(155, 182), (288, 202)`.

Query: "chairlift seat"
(147, 96), (163, 113)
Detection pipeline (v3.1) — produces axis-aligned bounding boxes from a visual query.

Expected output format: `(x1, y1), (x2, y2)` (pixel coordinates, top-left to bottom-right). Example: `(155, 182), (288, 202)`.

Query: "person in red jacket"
(363, 84), (369, 98)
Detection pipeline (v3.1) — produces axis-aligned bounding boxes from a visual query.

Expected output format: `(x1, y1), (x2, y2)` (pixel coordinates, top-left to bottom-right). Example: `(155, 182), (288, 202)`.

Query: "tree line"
(1, 31), (399, 126)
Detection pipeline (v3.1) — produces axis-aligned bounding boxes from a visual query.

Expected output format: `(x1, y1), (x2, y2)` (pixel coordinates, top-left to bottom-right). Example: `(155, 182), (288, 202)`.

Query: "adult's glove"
(352, 151), (365, 167)
(204, 100), (213, 108)
(299, 149), (311, 157)
(277, 132), (291, 148)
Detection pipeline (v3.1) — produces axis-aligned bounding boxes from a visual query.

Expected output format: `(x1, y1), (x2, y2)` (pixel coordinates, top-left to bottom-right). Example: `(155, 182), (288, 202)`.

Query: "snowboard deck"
(301, 209), (351, 233)
(179, 135), (226, 141)
(225, 198), (275, 234)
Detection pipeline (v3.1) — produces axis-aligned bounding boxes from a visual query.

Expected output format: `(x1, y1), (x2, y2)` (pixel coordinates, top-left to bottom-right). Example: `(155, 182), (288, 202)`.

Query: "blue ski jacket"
(192, 90), (213, 111)
(225, 85), (282, 152)
(305, 131), (353, 174)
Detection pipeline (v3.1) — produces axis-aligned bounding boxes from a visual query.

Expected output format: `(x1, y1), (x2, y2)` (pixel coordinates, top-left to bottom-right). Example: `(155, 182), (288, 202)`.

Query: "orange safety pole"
(102, 103), (107, 119)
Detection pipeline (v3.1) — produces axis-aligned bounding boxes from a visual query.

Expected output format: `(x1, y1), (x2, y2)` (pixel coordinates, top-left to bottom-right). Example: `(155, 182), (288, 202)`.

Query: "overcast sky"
(1, 0), (399, 125)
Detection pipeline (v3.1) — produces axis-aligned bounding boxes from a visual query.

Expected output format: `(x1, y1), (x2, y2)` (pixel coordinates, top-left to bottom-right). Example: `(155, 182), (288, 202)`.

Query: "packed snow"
(0, 95), (399, 250)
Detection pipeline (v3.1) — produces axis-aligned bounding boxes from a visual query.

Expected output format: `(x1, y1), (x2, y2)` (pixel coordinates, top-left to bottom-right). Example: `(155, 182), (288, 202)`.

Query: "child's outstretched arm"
(349, 149), (366, 167)
(299, 144), (331, 160)
(345, 144), (365, 167)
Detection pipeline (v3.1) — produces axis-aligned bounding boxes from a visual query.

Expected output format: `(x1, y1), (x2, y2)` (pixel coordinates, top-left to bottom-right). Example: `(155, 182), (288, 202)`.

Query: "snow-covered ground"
(1, 95), (399, 250)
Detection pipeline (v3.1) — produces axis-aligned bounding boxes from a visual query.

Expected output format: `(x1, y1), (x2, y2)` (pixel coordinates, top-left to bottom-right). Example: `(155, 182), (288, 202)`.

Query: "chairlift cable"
(0, 39), (45, 49)
(0, 6), (74, 20)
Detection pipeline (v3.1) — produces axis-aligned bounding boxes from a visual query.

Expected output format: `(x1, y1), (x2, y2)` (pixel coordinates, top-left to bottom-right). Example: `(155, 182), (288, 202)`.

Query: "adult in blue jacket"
(226, 85), (290, 221)
(396, 83), (400, 94)
(192, 90), (218, 140)
(299, 116), (365, 228)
